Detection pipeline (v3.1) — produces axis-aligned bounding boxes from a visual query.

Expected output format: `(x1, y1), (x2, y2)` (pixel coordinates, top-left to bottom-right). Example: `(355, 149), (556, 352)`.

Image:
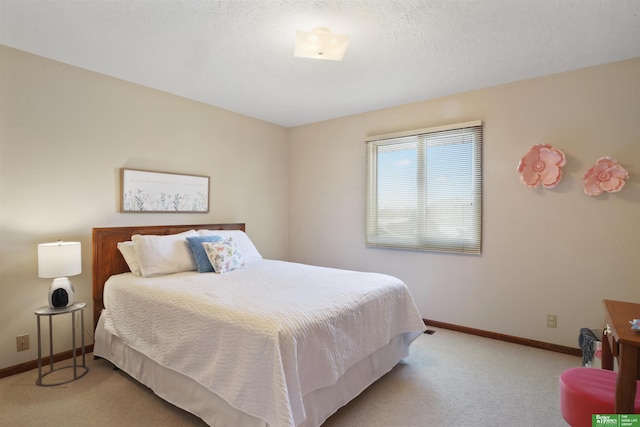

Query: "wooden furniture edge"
(423, 318), (582, 357)
(92, 223), (246, 331)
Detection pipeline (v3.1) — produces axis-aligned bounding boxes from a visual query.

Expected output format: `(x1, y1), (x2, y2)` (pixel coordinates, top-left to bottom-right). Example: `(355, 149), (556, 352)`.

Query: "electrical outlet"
(547, 314), (558, 328)
(16, 334), (29, 351)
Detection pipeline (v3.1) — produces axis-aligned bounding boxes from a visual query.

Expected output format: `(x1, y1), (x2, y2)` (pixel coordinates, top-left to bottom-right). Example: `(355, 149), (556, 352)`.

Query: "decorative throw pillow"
(186, 235), (223, 273)
(116, 241), (142, 276)
(131, 230), (198, 277)
(202, 238), (245, 274)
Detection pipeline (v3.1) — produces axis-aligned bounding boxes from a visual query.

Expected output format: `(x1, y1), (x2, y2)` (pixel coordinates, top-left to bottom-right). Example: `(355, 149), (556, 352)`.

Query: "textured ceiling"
(1, 0), (639, 127)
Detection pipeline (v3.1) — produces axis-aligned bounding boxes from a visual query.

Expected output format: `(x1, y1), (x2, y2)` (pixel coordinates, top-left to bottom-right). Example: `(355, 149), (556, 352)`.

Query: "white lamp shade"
(38, 241), (82, 278)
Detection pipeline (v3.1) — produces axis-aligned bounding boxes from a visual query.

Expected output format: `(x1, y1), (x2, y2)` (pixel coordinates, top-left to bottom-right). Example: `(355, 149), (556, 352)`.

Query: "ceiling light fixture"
(294, 27), (350, 61)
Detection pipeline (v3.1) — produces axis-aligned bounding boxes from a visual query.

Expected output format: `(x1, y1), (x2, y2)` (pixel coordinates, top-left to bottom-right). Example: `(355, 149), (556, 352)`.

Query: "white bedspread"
(102, 259), (425, 427)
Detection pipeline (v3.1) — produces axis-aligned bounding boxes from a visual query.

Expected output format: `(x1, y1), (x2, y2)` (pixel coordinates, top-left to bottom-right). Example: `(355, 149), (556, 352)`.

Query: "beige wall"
(0, 46), (289, 369)
(288, 58), (640, 349)
(1, 44), (638, 372)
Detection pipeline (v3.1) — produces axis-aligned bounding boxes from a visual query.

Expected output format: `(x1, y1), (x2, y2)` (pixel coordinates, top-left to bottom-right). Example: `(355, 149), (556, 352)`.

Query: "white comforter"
(102, 259), (425, 427)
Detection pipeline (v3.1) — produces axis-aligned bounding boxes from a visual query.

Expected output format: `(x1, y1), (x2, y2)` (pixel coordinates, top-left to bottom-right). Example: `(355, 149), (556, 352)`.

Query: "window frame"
(365, 120), (483, 254)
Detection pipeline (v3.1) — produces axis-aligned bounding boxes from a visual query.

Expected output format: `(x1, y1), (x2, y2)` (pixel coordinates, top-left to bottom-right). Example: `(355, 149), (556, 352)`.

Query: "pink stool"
(559, 367), (640, 426)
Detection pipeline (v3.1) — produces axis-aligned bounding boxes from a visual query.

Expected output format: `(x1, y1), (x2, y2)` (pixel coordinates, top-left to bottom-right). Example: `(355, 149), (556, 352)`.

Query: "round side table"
(34, 302), (89, 386)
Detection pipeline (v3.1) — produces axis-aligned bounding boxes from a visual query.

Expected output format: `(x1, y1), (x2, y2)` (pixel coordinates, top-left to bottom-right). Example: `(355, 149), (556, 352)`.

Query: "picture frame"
(120, 168), (210, 213)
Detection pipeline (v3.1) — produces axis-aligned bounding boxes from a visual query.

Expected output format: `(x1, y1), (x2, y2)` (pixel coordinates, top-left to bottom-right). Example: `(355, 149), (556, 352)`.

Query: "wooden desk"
(601, 299), (640, 413)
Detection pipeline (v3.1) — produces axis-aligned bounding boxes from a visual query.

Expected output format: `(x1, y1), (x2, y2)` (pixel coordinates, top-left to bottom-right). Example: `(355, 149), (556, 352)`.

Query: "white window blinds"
(365, 121), (482, 254)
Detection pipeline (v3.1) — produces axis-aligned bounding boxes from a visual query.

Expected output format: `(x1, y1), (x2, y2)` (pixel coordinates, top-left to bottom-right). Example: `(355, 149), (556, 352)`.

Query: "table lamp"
(38, 241), (82, 308)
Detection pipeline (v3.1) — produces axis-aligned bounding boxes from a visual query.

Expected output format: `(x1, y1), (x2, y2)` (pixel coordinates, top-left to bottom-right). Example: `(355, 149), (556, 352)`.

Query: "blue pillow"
(186, 235), (223, 273)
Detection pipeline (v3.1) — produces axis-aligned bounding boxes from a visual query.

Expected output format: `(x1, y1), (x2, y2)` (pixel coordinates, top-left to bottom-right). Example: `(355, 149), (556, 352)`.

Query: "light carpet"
(0, 328), (579, 426)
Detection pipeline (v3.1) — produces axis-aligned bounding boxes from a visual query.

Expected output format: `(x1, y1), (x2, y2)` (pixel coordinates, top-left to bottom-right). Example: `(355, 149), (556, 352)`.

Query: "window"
(365, 121), (482, 254)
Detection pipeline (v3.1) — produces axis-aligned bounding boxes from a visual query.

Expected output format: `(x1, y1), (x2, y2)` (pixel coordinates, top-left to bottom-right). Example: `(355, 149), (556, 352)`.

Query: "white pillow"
(131, 230), (198, 277)
(202, 238), (245, 274)
(116, 241), (142, 276)
(197, 229), (262, 262)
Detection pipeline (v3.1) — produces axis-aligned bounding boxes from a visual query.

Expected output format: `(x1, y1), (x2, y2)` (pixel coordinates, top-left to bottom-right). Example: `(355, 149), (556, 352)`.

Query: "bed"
(92, 223), (425, 427)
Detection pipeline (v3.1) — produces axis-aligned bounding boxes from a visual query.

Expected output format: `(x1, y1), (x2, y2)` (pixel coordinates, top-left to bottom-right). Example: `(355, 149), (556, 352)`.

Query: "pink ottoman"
(559, 367), (640, 426)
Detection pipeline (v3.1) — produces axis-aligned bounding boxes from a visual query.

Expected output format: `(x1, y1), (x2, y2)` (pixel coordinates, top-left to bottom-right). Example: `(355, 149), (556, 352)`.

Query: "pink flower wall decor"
(582, 157), (629, 196)
(517, 144), (566, 188)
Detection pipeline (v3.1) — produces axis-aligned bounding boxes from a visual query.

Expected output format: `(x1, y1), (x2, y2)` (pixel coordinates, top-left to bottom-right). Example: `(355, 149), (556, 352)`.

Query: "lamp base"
(49, 277), (75, 308)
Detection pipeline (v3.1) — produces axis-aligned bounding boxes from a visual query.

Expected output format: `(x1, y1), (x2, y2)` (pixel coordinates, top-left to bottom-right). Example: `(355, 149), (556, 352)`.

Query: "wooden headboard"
(92, 223), (246, 330)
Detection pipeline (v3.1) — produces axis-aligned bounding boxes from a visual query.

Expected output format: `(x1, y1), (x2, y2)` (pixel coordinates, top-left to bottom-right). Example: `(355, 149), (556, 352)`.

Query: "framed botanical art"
(120, 168), (210, 213)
